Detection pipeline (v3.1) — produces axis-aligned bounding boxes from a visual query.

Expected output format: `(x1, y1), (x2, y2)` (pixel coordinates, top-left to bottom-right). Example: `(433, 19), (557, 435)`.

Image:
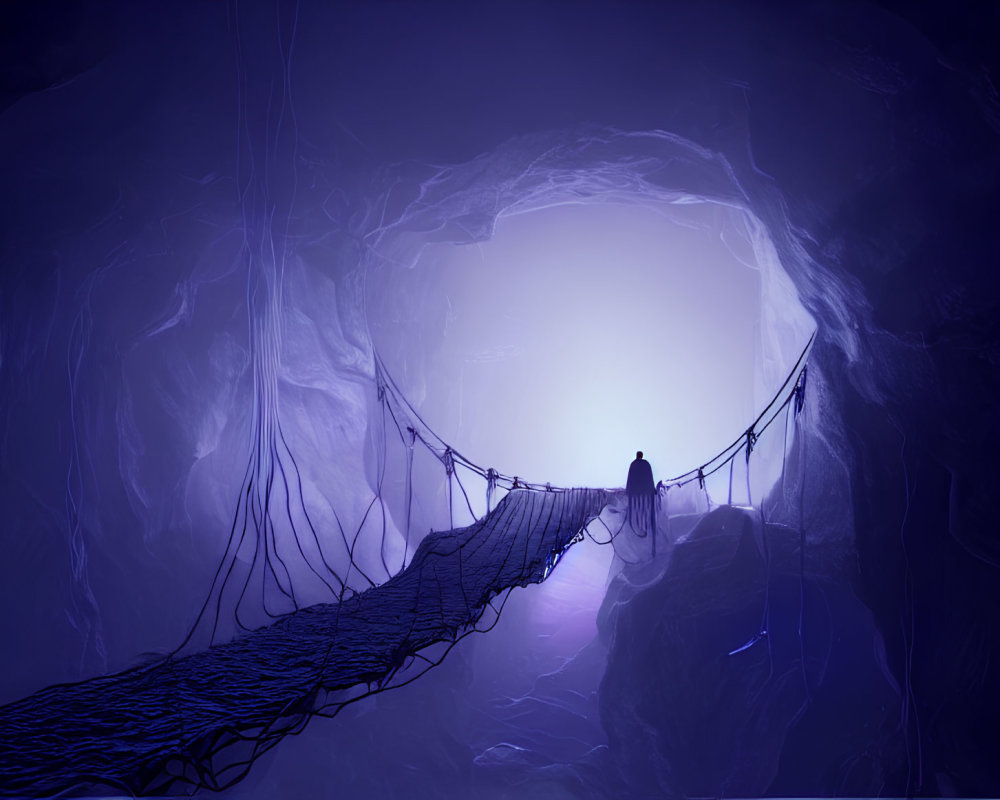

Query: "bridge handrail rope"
(372, 328), (816, 500)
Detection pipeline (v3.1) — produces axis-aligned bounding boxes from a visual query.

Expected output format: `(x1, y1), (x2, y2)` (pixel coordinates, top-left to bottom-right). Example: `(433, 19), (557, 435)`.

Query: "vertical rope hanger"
(486, 468), (499, 513)
(442, 447), (456, 530)
(723, 350), (810, 659)
(793, 363), (810, 697)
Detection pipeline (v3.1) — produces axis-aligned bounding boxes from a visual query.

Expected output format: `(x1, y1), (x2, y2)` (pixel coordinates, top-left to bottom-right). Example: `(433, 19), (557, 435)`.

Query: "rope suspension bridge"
(0, 332), (813, 797)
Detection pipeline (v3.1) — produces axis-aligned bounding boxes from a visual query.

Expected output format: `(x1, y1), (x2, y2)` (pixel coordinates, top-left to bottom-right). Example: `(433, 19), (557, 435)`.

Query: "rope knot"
(486, 468), (499, 511)
(745, 426), (758, 464)
(793, 366), (808, 417)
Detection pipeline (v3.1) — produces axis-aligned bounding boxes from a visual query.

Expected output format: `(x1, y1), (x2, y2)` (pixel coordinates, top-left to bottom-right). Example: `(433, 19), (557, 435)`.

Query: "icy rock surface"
(599, 504), (899, 797)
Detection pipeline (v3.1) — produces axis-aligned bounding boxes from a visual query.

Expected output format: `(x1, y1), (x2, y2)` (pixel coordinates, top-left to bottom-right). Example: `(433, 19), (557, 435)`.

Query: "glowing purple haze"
(366, 142), (814, 495)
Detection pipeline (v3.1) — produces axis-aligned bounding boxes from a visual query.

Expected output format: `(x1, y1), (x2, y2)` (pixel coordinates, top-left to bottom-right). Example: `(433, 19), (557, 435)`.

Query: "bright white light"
(370, 198), (812, 490)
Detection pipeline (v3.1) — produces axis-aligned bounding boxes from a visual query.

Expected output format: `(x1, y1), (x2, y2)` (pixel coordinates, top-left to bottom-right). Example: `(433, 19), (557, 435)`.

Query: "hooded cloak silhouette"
(626, 451), (657, 553)
(626, 451), (655, 497)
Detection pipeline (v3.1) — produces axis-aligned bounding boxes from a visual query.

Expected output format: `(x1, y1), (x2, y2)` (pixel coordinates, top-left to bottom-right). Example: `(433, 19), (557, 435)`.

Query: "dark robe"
(626, 457), (655, 497)
(626, 456), (657, 551)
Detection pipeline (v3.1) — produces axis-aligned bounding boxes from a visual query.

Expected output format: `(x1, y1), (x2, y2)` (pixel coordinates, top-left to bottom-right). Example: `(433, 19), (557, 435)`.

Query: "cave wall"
(1, 0), (998, 796)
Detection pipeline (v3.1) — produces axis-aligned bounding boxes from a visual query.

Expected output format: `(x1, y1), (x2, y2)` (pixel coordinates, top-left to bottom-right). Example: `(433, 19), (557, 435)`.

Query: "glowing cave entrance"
(367, 196), (815, 496)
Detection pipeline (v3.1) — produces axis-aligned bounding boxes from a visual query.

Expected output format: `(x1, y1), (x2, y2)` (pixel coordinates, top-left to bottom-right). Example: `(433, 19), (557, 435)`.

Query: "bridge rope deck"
(0, 488), (611, 797)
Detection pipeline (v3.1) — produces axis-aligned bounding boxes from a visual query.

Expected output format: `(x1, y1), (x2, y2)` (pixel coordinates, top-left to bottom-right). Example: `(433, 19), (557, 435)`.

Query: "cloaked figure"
(626, 451), (658, 555)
